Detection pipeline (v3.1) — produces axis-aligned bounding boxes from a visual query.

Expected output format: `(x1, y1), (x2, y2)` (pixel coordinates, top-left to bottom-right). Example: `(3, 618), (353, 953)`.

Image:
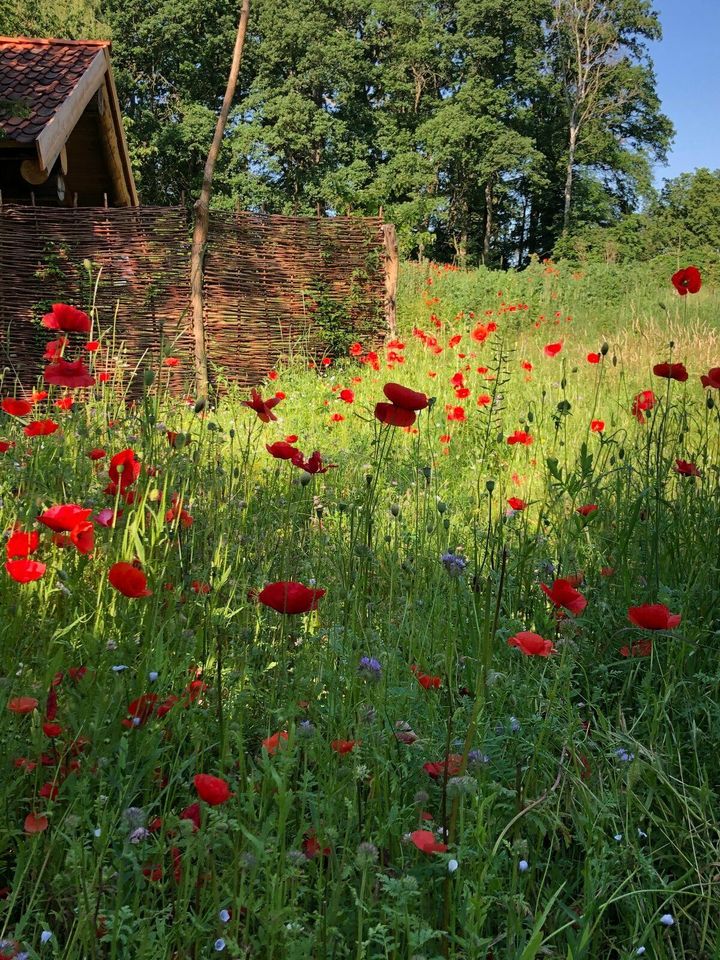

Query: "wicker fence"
(0, 204), (391, 393)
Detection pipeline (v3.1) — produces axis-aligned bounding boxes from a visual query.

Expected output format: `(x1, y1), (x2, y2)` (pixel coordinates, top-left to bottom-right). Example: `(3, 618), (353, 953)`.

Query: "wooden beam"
(97, 82), (131, 206)
(382, 222), (399, 337)
(100, 48), (139, 205)
(35, 49), (107, 174)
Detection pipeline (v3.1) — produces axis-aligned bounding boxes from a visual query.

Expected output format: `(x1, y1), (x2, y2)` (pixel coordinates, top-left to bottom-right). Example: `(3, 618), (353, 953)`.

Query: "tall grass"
(0, 259), (719, 959)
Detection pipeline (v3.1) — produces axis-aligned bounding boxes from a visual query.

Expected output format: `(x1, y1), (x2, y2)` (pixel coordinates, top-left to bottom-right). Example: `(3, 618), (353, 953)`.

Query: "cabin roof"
(0, 37), (137, 204)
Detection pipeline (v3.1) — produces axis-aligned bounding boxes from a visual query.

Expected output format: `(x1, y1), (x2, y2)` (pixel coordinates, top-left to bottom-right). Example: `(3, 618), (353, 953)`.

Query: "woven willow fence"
(0, 205), (390, 393)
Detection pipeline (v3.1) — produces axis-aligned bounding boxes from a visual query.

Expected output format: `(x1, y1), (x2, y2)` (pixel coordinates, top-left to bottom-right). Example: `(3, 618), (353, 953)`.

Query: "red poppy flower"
(631, 390), (655, 424)
(507, 430), (533, 446)
(446, 405), (466, 422)
(383, 382), (428, 411)
(43, 358), (95, 388)
(653, 362), (688, 382)
(410, 829), (448, 854)
(507, 497), (526, 511)
(477, 394), (491, 407)
(521, 360), (533, 371)
(24, 812), (49, 834)
(331, 739), (359, 754)
(5, 559), (46, 583)
(339, 388), (355, 403)
(88, 448), (106, 461)
(291, 450), (336, 474)
(194, 773), (232, 806)
(674, 459), (701, 477)
(6, 531), (39, 559)
(258, 580), (325, 614)
(85, 340), (100, 352)
(671, 266), (701, 296)
(590, 420), (605, 432)
(7, 696), (39, 714)
(43, 337), (68, 361)
(411, 665), (441, 689)
(42, 723), (62, 738)
(2, 397), (32, 417)
(587, 353), (600, 364)
(330, 412), (344, 423)
(627, 603), (681, 630)
(303, 830), (331, 860)
(374, 402), (416, 427)
(38, 504), (92, 532)
(70, 520), (94, 555)
(108, 562), (152, 598)
(544, 342), (562, 357)
(507, 631), (556, 656)
(109, 449), (141, 490)
(180, 802), (201, 830)
(95, 507), (122, 528)
(41, 303), (91, 333)
(163, 357), (180, 367)
(349, 342), (363, 356)
(54, 396), (74, 411)
(619, 638), (653, 658)
(242, 389), (282, 422)
(700, 367), (720, 389)
(541, 578), (587, 615)
(423, 754), (463, 780)
(0, 440), (15, 453)
(262, 730), (289, 754)
(24, 420), (59, 437)
(576, 504), (598, 517)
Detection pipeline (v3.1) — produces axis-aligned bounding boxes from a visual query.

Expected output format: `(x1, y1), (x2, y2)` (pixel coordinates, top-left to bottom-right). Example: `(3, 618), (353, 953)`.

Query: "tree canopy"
(2, 0), (680, 265)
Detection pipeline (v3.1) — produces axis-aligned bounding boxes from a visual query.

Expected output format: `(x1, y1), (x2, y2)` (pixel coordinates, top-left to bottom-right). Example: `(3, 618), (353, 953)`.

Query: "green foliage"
(3, 0), (672, 266)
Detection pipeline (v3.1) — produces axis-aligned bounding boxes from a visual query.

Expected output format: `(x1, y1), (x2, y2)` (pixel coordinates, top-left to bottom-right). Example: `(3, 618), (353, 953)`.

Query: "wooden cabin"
(0, 37), (137, 207)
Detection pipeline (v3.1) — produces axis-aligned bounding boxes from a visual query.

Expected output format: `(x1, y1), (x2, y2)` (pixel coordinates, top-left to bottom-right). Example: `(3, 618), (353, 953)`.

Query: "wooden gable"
(0, 37), (138, 207)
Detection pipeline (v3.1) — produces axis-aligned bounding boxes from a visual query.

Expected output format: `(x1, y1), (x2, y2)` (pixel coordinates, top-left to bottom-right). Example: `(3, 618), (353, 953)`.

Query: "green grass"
(1, 260), (720, 959)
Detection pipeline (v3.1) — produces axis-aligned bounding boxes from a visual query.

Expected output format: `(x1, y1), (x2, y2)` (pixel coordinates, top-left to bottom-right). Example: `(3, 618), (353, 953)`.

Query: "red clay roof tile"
(0, 38), (109, 143)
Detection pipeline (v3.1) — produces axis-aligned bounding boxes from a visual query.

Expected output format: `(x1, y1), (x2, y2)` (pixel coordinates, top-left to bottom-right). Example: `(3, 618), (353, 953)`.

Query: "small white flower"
(93, 828), (101, 838)
(40, 931), (52, 945)
(448, 859), (458, 873)
(219, 909), (230, 923)
(660, 913), (674, 926)
(518, 859), (529, 872)
(214, 940), (226, 952)
(636, 948), (646, 956)
(613, 833), (623, 841)
(637, 827), (647, 838)
(149, 671), (159, 682)
(106, 639), (118, 651)
(111, 664), (127, 673)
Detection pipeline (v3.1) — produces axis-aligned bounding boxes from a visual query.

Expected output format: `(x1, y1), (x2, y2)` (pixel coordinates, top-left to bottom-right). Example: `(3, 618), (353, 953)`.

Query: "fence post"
(382, 222), (399, 337)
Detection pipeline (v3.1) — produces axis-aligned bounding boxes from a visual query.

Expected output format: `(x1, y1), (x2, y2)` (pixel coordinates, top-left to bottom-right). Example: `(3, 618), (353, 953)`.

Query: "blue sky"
(650, 0), (720, 185)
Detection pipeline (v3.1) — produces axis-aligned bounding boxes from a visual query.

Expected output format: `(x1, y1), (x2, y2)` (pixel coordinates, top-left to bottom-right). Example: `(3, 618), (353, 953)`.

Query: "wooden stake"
(382, 222), (399, 337)
(190, 0), (250, 399)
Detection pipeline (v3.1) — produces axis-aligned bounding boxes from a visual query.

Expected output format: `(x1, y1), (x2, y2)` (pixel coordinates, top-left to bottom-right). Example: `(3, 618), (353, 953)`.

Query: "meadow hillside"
(0, 260), (719, 960)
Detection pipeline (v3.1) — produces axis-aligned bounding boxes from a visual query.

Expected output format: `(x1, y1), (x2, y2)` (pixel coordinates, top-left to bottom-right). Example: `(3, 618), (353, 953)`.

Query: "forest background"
(1, 0), (718, 273)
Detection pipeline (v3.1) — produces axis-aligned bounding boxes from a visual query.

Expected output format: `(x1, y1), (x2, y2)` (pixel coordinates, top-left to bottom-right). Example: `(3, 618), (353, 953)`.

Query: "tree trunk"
(482, 179), (493, 265)
(190, 0), (251, 400)
(562, 122), (578, 236)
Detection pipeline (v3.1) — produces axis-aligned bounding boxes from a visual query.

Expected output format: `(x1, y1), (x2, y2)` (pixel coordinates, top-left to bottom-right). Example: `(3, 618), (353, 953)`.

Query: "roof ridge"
(0, 37), (111, 47)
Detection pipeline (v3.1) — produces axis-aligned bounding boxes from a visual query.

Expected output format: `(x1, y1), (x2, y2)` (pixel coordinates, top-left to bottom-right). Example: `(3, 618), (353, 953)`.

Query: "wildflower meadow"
(1, 258), (720, 960)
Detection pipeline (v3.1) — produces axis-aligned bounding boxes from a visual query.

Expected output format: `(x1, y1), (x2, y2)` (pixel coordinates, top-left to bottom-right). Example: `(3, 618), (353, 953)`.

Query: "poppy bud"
(229, 428), (235, 439)
(194, 398), (206, 414)
(421, 465), (431, 483)
(669, 340), (675, 349)
(600, 342), (609, 355)
(707, 395), (715, 409)
(527, 411), (534, 423)
(486, 479), (495, 493)
(83, 258), (93, 273)
(561, 378), (567, 389)
(300, 471), (312, 486)
(436, 501), (447, 514)
(443, 518), (450, 530)
(619, 448), (625, 460)
(144, 369), (155, 386)
(612, 355), (617, 366)
(390, 504), (400, 517)
(426, 522), (434, 533)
